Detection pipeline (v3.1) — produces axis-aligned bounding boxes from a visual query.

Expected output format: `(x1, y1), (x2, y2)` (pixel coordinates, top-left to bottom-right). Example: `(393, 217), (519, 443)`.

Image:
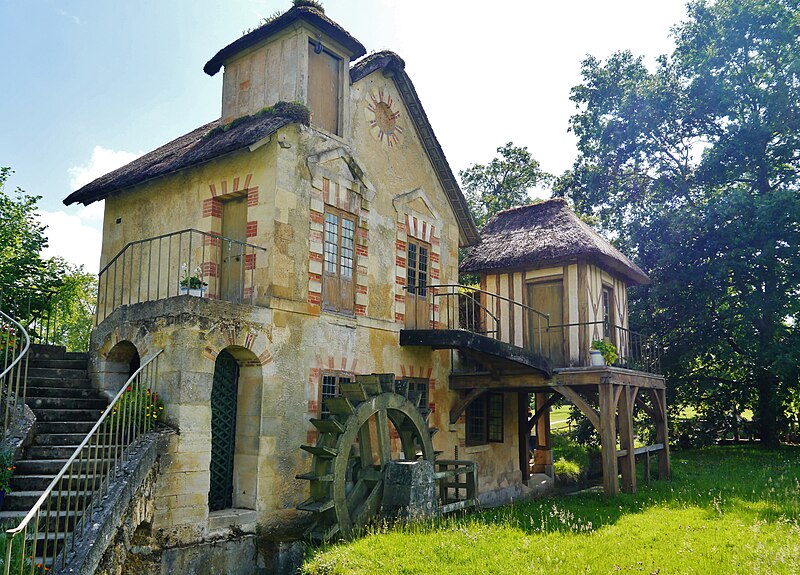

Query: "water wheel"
(297, 374), (436, 541)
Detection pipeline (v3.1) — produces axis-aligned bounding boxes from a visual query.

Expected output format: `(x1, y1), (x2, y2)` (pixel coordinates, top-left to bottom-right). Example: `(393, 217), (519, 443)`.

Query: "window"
(308, 40), (341, 135)
(466, 393), (504, 445)
(320, 373), (352, 419)
(602, 286), (615, 344)
(405, 239), (430, 329)
(396, 378), (429, 410)
(322, 208), (355, 313)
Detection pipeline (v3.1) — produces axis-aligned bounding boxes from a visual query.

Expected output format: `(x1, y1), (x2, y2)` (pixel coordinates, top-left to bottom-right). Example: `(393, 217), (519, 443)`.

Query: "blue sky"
(0, 0), (689, 272)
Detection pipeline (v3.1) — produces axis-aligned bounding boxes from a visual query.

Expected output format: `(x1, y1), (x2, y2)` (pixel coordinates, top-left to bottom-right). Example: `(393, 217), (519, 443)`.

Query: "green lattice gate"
(209, 350), (239, 511)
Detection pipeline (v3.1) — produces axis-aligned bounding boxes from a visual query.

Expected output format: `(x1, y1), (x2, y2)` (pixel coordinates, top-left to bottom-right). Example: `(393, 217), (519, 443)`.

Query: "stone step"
(11, 473), (104, 491)
(15, 458), (109, 475)
(25, 445), (115, 460)
(29, 344), (66, 360)
(35, 421), (96, 435)
(3, 490), (95, 511)
(26, 376), (93, 390)
(0, 508), (83, 531)
(26, 367), (88, 380)
(25, 386), (101, 399)
(34, 433), (92, 446)
(27, 358), (88, 370)
(32, 409), (103, 423)
(26, 396), (107, 411)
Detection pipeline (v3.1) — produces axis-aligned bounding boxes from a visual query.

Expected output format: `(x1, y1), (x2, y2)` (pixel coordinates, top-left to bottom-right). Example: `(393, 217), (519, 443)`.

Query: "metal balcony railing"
(2, 350), (163, 574)
(96, 229), (267, 323)
(403, 285), (661, 375)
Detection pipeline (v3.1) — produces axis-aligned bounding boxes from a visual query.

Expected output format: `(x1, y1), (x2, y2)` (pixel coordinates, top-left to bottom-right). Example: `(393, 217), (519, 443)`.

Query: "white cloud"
(38, 209), (103, 274)
(68, 145), (143, 191)
(57, 9), (81, 25)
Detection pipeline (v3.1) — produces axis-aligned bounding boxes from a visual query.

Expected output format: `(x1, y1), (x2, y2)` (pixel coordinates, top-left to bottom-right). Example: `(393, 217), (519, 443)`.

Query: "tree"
(0, 168), (96, 350)
(556, 0), (800, 446)
(460, 143), (550, 228)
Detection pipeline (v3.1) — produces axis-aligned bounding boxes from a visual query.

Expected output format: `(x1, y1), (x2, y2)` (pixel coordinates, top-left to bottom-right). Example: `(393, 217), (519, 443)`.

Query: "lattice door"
(209, 350), (239, 511)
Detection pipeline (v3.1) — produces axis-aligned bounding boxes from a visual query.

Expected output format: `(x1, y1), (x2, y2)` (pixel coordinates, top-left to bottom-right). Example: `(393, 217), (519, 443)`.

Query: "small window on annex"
(602, 285), (615, 344)
(308, 40), (341, 135)
(396, 377), (429, 410)
(320, 372), (352, 419)
(322, 208), (356, 314)
(466, 393), (504, 445)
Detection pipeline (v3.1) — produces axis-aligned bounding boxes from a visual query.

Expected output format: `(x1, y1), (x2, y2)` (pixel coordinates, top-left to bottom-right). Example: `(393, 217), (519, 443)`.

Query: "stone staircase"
(0, 343), (108, 560)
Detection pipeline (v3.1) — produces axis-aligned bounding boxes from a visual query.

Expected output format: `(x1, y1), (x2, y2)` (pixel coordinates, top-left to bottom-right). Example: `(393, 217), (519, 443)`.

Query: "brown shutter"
(308, 43), (341, 135)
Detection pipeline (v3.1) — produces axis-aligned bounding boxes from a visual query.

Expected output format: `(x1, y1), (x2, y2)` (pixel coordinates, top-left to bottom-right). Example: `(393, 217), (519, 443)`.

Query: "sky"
(0, 0), (690, 274)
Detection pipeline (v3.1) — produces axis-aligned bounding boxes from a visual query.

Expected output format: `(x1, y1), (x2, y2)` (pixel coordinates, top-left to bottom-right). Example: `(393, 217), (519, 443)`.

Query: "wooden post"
(654, 388), (670, 480)
(598, 382), (619, 497)
(532, 392), (553, 476)
(618, 386), (636, 494)
(518, 391), (530, 482)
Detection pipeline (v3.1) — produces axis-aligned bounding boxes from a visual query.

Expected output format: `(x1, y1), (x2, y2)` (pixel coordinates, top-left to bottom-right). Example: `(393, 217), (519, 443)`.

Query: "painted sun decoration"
(366, 89), (403, 147)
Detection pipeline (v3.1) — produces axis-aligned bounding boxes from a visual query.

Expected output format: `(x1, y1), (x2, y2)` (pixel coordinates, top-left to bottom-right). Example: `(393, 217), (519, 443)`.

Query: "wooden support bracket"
(449, 388), (487, 424)
(555, 386), (600, 431)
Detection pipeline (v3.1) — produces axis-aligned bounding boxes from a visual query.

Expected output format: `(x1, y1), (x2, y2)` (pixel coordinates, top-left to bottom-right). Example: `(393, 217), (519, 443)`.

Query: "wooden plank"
(554, 367), (666, 389)
(555, 386), (600, 431)
(448, 372), (552, 390)
(518, 391), (530, 482)
(577, 261), (589, 365)
(654, 388), (671, 480)
(618, 385), (637, 494)
(598, 382), (619, 497)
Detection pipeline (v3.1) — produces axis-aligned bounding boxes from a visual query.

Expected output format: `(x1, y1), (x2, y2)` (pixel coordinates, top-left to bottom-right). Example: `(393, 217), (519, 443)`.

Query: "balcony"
(96, 229), (267, 324)
(399, 285), (661, 384)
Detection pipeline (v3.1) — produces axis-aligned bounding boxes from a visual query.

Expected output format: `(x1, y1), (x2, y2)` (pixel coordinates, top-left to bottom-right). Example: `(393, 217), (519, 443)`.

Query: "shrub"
(553, 457), (582, 485)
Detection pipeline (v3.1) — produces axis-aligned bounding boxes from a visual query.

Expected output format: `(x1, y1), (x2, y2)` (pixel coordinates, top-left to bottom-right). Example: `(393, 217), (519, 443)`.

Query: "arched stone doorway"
(98, 340), (140, 399)
(208, 346), (262, 512)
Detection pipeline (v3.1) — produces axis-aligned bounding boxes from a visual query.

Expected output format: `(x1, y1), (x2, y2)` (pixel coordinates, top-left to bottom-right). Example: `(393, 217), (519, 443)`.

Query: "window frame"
(466, 392), (504, 446)
(602, 284), (615, 345)
(322, 206), (357, 314)
(319, 371), (353, 419)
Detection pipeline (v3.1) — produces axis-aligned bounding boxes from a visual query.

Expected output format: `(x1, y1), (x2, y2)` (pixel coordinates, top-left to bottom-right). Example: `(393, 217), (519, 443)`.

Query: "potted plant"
(180, 264), (207, 296)
(0, 450), (16, 507)
(591, 339), (618, 366)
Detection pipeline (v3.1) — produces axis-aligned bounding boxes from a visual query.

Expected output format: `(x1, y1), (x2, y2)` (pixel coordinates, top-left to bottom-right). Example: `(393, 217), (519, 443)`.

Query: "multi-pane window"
(397, 378), (429, 410)
(466, 393), (504, 445)
(406, 240), (429, 297)
(320, 373), (352, 419)
(323, 209), (355, 313)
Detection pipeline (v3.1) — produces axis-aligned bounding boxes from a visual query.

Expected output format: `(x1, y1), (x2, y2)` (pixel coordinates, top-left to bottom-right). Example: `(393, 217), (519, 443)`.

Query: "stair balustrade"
(96, 228), (267, 323)
(1, 350), (163, 574)
(0, 309), (30, 438)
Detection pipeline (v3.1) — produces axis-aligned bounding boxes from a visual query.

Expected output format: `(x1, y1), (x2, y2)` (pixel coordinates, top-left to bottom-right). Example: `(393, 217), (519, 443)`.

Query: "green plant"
(591, 339), (618, 365)
(109, 387), (165, 431)
(180, 264), (207, 290)
(553, 457), (582, 485)
(0, 450), (15, 493)
(292, 0), (325, 12)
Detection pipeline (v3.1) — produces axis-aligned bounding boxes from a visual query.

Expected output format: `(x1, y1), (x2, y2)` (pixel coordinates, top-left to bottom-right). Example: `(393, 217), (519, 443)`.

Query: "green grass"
(302, 446), (800, 574)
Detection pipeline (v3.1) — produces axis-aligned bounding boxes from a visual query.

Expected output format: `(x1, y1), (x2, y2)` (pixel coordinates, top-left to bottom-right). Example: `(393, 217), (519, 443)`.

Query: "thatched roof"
(204, 6), (366, 76)
(459, 199), (650, 285)
(351, 51), (480, 247)
(63, 114), (292, 206)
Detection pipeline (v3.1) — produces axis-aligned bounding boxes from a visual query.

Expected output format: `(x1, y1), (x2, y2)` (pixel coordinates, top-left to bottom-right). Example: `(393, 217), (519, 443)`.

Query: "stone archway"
(97, 340), (140, 400)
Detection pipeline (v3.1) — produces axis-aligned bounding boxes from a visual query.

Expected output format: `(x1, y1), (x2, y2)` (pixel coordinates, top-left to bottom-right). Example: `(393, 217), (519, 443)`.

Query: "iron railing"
(96, 228), (267, 323)
(403, 284), (661, 375)
(2, 350), (163, 574)
(0, 288), (80, 349)
(0, 309), (30, 439)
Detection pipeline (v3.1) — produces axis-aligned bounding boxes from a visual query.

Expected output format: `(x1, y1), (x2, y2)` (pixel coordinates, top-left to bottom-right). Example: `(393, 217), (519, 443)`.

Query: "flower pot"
(590, 350), (605, 367)
(180, 287), (206, 297)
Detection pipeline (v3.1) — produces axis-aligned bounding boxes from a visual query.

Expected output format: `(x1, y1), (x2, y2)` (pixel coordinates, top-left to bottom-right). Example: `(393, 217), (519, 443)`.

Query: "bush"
(553, 457), (582, 485)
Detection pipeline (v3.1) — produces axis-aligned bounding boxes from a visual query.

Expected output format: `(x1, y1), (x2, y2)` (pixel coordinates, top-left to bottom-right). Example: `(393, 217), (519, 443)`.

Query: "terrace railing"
(2, 350), (163, 574)
(0, 309), (30, 438)
(403, 285), (661, 375)
(96, 229), (267, 323)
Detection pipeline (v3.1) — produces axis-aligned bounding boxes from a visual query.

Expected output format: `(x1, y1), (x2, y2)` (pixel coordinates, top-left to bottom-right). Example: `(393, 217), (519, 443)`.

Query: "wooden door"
(221, 196), (247, 303)
(405, 240), (430, 329)
(308, 42), (341, 135)
(527, 280), (565, 366)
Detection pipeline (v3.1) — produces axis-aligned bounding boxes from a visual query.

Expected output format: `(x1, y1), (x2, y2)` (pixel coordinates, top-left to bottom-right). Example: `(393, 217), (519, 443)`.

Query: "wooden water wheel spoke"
(298, 378), (435, 541)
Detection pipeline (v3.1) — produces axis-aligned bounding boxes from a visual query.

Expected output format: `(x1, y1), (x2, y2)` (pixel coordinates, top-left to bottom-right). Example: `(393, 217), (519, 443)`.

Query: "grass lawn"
(302, 446), (800, 574)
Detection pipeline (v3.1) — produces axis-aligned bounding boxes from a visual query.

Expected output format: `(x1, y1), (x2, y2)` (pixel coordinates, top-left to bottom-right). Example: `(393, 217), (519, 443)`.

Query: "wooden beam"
(554, 366), (666, 389)
(653, 388), (671, 480)
(555, 386), (600, 431)
(449, 371), (551, 390)
(449, 388), (487, 424)
(518, 391), (530, 482)
(618, 385), (637, 494)
(532, 392), (553, 476)
(598, 382), (619, 497)
(528, 392), (559, 433)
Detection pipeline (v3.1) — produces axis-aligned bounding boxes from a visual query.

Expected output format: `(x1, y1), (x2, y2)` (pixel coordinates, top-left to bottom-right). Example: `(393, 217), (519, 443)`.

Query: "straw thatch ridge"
(204, 6), (367, 77)
(459, 199), (650, 285)
(351, 51), (480, 247)
(63, 114), (291, 206)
